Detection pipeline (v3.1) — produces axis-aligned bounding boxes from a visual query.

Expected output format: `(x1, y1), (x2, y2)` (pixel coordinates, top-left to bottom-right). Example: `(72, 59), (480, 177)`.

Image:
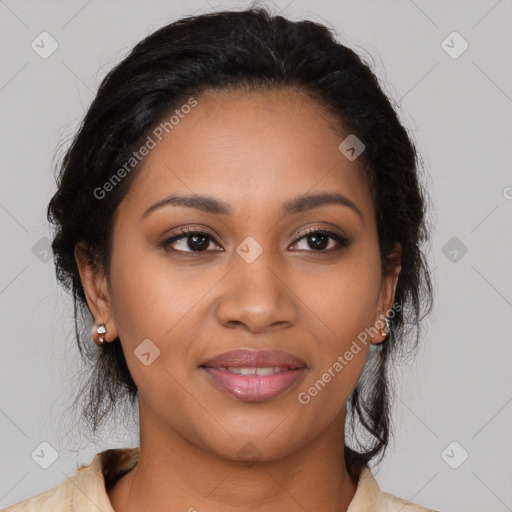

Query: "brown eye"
(162, 230), (221, 253)
(290, 230), (351, 253)
(305, 232), (330, 250)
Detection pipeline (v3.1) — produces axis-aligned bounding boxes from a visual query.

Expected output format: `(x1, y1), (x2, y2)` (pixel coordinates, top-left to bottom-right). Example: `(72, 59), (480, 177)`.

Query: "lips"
(200, 349), (307, 370)
(199, 349), (307, 402)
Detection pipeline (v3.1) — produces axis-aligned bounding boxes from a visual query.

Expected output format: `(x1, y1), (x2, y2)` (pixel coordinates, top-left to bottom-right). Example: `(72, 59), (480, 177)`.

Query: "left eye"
(290, 230), (350, 252)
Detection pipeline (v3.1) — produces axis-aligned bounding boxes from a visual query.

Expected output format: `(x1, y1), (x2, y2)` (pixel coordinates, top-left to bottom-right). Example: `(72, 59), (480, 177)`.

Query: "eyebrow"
(140, 192), (363, 220)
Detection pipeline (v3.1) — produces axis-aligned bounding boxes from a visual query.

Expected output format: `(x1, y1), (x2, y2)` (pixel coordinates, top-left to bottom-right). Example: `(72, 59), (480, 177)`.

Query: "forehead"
(116, 88), (373, 223)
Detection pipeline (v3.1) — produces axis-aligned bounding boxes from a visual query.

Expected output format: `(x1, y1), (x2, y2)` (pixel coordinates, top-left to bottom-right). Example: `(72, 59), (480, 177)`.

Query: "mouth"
(199, 349), (307, 402)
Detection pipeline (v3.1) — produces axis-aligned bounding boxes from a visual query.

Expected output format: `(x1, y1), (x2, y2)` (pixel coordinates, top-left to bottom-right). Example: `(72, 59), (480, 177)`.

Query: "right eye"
(161, 228), (223, 254)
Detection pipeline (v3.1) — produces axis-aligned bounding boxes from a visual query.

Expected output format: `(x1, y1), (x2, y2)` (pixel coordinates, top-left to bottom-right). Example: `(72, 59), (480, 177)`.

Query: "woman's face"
(78, 88), (399, 462)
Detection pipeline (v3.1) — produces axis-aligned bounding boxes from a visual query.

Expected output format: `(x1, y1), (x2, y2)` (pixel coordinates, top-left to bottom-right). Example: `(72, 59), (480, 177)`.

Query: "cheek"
(106, 245), (195, 412)
(108, 235), (205, 340)
(107, 237), (219, 387)
(298, 241), (382, 344)
(293, 241), (381, 400)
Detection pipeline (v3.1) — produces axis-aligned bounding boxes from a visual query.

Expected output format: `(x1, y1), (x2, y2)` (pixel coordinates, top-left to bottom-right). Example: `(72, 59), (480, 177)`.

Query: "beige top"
(3, 447), (437, 511)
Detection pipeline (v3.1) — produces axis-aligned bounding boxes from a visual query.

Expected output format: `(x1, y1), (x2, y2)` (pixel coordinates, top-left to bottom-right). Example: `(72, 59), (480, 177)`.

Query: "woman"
(5, 7), (436, 511)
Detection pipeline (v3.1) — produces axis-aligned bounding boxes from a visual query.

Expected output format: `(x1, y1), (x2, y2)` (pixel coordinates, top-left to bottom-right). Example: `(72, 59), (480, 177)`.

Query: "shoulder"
(348, 467), (439, 512)
(1, 478), (73, 511)
(2, 447), (139, 512)
(376, 491), (439, 511)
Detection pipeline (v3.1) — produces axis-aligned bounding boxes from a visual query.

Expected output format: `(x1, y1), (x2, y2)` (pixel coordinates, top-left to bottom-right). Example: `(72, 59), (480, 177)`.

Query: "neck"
(108, 399), (359, 512)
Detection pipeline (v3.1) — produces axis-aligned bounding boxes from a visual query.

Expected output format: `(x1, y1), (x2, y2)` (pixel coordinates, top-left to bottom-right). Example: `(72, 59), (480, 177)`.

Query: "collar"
(70, 447), (428, 512)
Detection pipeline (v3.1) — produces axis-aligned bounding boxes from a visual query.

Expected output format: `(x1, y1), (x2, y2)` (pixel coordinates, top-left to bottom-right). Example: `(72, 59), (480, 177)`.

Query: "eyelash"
(160, 226), (351, 256)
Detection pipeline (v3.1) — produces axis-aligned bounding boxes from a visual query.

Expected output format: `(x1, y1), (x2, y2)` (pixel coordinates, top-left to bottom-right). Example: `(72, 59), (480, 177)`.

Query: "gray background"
(1, 0), (511, 510)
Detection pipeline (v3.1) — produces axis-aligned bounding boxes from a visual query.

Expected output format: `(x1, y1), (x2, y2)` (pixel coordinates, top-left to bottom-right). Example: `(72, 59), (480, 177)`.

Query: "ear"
(369, 243), (402, 345)
(74, 241), (118, 342)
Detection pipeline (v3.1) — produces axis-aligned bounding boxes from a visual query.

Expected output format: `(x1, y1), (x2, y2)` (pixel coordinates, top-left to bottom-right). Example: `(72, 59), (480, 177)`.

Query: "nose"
(214, 248), (298, 334)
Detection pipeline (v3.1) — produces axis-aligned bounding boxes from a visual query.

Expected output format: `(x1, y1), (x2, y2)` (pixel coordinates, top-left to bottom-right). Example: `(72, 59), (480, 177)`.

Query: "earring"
(93, 324), (107, 346)
(380, 316), (391, 337)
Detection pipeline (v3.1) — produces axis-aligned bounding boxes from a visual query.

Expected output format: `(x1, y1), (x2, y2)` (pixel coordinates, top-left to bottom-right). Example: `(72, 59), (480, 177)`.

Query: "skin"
(75, 88), (401, 512)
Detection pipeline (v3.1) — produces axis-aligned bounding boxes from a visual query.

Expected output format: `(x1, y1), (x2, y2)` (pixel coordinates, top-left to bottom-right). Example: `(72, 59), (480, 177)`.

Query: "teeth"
(225, 366), (288, 375)
(254, 367), (280, 376)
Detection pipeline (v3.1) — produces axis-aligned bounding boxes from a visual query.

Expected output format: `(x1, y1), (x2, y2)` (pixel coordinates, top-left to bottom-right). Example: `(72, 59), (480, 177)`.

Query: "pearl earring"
(93, 324), (107, 346)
